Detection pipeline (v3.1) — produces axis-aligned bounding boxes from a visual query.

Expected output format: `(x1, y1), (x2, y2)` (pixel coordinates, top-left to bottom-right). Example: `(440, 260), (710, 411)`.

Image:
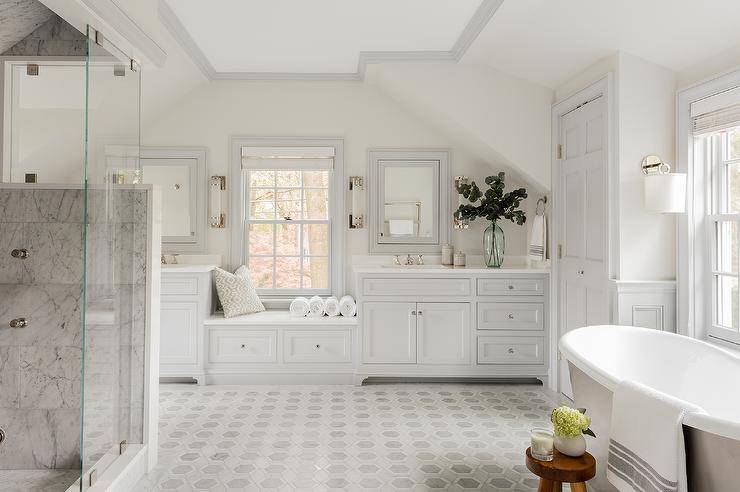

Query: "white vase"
(554, 434), (587, 457)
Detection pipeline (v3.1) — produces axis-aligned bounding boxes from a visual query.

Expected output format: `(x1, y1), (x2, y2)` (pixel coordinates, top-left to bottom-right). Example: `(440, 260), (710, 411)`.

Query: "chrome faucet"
(393, 254), (423, 266)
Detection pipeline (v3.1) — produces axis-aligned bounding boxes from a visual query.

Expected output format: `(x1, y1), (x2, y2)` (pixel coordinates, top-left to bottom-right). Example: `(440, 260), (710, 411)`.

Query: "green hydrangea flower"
(550, 406), (595, 438)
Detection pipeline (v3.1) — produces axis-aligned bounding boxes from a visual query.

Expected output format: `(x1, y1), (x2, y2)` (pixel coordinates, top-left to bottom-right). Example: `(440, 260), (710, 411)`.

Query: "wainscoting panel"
(612, 281), (676, 332)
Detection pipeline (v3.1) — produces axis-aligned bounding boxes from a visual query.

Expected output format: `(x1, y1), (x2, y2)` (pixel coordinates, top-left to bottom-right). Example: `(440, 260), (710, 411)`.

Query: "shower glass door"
(81, 26), (143, 488)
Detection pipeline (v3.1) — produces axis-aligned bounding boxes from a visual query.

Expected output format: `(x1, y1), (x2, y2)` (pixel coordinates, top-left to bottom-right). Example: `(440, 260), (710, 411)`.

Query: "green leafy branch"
(454, 172), (527, 226)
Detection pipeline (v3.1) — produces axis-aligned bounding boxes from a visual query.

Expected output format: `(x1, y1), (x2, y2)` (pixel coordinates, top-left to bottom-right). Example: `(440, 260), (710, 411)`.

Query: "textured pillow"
(213, 266), (265, 318)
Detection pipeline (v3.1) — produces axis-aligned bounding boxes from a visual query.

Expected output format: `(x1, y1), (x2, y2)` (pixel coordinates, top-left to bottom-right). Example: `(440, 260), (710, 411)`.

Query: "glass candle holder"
(530, 428), (554, 461)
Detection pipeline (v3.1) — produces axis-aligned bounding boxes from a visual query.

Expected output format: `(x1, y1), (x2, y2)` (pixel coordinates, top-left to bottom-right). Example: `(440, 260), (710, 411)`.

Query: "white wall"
(142, 80), (541, 289)
(556, 52), (678, 282)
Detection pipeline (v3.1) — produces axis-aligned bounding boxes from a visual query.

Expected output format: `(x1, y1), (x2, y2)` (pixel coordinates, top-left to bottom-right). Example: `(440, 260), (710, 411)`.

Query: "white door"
(160, 301), (199, 365)
(362, 302), (417, 363)
(558, 96), (610, 399)
(417, 303), (470, 364)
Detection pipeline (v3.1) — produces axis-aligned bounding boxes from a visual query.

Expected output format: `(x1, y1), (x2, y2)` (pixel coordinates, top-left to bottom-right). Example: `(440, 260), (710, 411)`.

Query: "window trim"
(230, 137), (344, 301)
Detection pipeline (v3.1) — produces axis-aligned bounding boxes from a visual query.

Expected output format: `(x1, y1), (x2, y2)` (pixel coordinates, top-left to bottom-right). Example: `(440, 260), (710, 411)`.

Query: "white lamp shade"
(644, 173), (687, 213)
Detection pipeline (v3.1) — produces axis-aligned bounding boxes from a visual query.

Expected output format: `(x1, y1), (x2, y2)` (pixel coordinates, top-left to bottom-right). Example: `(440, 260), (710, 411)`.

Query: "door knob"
(11, 249), (29, 259)
(9, 318), (27, 328)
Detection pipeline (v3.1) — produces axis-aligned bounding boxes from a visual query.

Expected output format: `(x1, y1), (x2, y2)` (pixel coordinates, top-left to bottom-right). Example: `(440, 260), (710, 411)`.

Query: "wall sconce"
(642, 155), (686, 213)
(348, 176), (365, 229)
(209, 176), (226, 228)
(453, 176), (470, 229)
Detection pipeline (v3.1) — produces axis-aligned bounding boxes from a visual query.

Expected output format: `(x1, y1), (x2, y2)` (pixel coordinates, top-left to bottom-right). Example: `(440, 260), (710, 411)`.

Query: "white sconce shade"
(644, 173), (686, 213)
(209, 176), (226, 227)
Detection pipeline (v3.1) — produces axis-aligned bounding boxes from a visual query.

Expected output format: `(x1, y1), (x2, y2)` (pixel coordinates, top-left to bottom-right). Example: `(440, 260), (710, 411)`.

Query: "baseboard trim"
(361, 376), (544, 385)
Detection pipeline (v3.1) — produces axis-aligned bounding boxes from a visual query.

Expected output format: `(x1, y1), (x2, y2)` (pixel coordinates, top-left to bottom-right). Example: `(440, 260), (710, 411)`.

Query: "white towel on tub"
(339, 295), (356, 317)
(289, 297), (309, 317)
(607, 380), (706, 492)
(324, 296), (340, 317)
(307, 296), (325, 317)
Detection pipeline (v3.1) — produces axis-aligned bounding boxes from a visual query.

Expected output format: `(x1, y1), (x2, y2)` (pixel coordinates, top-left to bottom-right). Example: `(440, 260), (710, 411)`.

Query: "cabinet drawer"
(162, 275), (199, 296)
(362, 277), (471, 297)
(284, 330), (351, 363)
(477, 302), (544, 331)
(208, 329), (276, 363)
(477, 336), (544, 365)
(477, 278), (544, 296)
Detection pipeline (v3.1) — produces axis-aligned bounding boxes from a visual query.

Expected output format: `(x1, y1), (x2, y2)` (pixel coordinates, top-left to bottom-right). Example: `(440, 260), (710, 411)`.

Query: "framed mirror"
(368, 149), (450, 254)
(140, 147), (207, 252)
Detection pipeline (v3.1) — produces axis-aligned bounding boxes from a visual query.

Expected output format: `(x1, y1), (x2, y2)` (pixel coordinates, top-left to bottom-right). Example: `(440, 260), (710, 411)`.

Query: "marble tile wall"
(0, 187), (148, 472)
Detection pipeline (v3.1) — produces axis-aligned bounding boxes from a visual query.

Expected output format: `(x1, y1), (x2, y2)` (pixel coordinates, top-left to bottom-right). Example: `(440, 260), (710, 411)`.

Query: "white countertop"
(161, 264), (218, 273)
(352, 264), (550, 274)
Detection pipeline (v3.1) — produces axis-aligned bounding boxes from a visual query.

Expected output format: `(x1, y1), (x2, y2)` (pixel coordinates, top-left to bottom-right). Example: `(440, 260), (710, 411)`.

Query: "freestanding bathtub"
(559, 325), (740, 492)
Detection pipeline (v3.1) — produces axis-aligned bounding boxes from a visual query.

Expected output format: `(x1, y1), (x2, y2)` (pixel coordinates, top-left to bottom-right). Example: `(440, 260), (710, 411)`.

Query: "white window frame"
(230, 137), (344, 304)
(678, 69), (740, 348)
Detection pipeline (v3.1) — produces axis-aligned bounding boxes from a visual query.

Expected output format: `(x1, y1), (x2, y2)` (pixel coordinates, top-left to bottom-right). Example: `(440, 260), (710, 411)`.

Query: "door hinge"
(557, 244), (562, 259)
(556, 144), (563, 159)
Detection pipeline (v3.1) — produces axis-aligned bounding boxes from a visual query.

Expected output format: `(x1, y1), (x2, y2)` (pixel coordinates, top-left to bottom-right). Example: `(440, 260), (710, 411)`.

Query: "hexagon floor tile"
(133, 384), (564, 491)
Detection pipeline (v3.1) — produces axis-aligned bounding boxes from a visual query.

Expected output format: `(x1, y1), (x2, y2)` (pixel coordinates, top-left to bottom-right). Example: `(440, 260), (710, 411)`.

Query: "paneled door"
(362, 302), (417, 363)
(558, 95), (610, 399)
(417, 303), (470, 364)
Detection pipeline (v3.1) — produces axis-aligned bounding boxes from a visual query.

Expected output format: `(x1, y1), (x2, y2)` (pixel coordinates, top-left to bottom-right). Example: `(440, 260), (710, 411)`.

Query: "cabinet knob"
(417, 310), (423, 315)
(578, 270), (584, 275)
(507, 347), (515, 354)
(507, 313), (514, 320)
(411, 310), (417, 316)
(11, 249), (29, 259)
(507, 285), (514, 290)
(9, 318), (27, 328)
(240, 344), (247, 349)
(315, 344), (321, 349)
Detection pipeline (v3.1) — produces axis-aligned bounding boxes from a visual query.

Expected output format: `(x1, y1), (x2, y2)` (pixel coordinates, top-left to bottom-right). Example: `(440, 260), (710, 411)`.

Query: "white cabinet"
(159, 268), (213, 383)
(160, 301), (199, 365)
(363, 302), (417, 363)
(417, 303), (469, 364)
(208, 328), (277, 363)
(477, 336), (545, 365)
(284, 330), (352, 363)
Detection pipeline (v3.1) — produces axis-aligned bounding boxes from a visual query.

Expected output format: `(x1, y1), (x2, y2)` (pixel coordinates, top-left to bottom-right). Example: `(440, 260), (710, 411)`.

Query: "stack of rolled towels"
(289, 295), (356, 318)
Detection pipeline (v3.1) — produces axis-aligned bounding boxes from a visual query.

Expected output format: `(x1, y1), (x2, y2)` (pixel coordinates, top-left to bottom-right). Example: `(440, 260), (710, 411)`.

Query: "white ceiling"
(463, 0), (740, 89)
(162, 0), (483, 75)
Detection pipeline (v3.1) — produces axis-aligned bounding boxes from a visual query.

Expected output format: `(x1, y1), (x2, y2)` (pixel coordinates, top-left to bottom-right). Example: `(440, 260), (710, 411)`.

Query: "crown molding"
(158, 0), (502, 82)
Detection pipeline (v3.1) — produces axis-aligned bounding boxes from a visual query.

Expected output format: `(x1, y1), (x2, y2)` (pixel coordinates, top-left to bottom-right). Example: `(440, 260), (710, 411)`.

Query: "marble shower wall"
(0, 187), (148, 471)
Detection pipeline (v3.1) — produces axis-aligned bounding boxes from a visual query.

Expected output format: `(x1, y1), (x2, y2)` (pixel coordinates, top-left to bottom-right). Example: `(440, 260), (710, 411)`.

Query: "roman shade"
(241, 146), (335, 169)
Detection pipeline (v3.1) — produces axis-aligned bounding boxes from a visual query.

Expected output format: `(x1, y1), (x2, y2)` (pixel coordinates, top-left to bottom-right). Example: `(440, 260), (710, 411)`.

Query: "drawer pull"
(507, 347), (515, 354)
(507, 313), (514, 320)
(11, 249), (29, 259)
(507, 285), (514, 290)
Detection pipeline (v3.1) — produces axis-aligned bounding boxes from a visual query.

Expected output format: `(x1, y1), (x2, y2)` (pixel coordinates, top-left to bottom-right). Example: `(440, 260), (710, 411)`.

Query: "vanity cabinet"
(159, 266), (214, 383)
(354, 266), (550, 385)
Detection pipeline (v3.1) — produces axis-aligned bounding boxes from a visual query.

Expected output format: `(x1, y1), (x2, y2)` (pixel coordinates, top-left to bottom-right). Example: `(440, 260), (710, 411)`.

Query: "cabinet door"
(362, 302), (416, 363)
(417, 303), (470, 364)
(160, 301), (199, 365)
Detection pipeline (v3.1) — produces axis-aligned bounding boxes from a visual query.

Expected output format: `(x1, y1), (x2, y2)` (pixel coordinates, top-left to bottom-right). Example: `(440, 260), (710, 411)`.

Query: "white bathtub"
(559, 325), (740, 492)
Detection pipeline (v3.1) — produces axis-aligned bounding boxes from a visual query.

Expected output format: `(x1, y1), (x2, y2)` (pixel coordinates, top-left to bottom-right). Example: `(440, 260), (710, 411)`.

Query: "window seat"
(205, 310), (357, 326)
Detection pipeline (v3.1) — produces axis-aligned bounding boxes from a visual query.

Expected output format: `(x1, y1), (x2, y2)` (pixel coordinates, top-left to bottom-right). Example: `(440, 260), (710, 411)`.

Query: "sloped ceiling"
(0, 0), (54, 54)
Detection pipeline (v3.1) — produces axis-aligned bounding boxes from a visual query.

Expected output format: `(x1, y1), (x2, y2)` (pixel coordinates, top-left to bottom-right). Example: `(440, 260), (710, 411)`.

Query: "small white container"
(442, 244), (454, 265)
(453, 251), (466, 267)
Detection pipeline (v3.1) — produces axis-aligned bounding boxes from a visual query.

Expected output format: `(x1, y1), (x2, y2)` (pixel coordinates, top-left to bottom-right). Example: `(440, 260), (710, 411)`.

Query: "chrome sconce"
(453, 175), (470, 229)
(642, 155), (686, 213)
(348, 176), (365, 229)
(209, 176), (226, 228)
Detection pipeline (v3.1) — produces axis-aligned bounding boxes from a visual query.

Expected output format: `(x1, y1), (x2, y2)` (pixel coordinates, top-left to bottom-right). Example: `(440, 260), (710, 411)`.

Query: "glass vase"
(484, 222), (505, 267)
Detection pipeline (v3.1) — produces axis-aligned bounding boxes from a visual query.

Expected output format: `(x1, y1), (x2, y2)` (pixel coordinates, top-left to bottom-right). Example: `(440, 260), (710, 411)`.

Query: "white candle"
(531, 428), (554, 460)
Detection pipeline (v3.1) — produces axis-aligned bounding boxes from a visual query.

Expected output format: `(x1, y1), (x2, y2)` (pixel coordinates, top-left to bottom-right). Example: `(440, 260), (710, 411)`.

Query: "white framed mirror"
(140, 147), (208, 252)
(368, 149), (451, 254)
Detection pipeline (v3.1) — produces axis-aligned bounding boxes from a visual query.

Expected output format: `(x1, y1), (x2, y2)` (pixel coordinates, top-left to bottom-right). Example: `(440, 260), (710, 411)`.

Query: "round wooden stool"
(525, 447), (596, 492)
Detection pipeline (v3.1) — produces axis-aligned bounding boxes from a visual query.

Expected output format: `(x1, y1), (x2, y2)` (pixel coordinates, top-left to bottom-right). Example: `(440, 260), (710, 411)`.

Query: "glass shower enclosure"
(0, 23), (147, 491)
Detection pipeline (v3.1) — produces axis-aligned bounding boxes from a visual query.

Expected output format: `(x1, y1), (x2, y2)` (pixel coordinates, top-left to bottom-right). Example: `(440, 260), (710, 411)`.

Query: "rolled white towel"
(307, 296), (325, 317)
(289, 297), (310, 317)
(324, 296), (340, 317)
(339, 295), (356, 317)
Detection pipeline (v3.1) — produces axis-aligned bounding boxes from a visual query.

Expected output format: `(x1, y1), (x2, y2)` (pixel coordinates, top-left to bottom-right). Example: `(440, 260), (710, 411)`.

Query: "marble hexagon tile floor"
(134, 384), (564, 491)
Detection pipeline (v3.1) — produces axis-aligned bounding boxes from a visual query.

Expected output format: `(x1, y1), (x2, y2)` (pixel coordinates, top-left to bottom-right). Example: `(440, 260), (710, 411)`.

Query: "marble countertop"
(161, 264), (218, 273)
(352, 263), (550, 274)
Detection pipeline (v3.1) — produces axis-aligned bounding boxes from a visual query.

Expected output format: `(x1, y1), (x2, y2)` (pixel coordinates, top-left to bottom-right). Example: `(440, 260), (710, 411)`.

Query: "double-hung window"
(241, 145), (337, 298)
(701, 122), (740, 344)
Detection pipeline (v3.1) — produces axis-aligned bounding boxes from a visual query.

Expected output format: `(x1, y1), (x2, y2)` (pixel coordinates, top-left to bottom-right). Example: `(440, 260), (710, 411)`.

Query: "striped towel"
(528, 214), (547, 261)
(607, 380), (705, 492)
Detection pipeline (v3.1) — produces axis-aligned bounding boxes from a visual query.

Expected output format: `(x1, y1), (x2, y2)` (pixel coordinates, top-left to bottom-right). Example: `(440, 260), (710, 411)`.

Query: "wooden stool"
(525, 447), (596, 492)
